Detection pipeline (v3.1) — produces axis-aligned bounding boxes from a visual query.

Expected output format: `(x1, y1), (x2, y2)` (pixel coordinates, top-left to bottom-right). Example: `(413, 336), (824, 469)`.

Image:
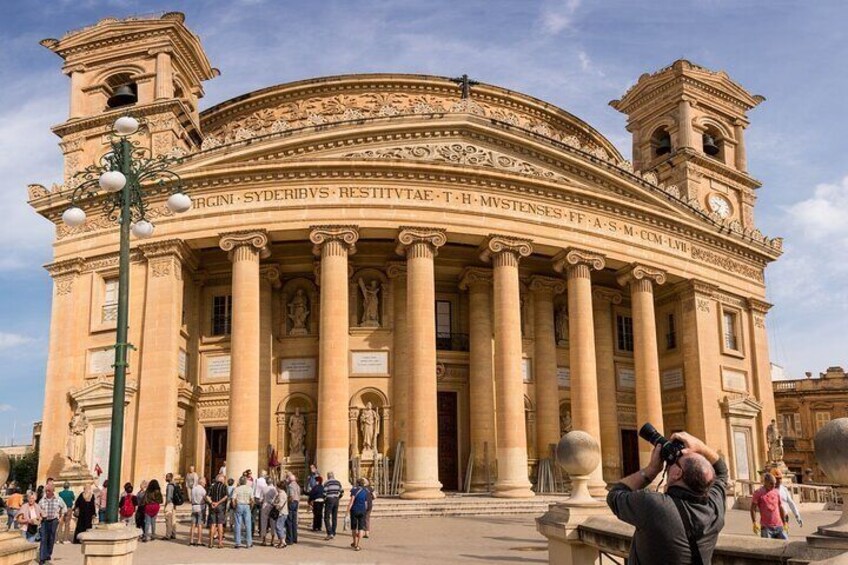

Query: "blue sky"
(1, 0), (846, 443)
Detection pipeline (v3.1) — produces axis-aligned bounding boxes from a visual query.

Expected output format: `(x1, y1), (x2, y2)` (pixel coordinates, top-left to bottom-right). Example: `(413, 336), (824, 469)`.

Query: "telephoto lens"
(638, 423), (684, 464)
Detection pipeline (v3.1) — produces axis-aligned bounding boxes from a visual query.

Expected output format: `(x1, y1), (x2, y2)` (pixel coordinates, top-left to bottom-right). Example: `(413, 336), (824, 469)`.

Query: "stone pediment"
(721, 395), (763, 419)
(69, 377), (138, 424)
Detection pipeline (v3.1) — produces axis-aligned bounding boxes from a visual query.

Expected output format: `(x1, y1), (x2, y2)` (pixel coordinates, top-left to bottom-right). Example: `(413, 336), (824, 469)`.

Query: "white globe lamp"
(131, 220), (154, 239)
(62, 207), (87, 227)
(99, 171), (127, 193)
(166, 192), (192, 213)
(114, 116), (140, 136)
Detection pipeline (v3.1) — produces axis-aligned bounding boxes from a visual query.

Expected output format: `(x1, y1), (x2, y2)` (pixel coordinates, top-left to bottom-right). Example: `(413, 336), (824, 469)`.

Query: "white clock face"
(708, 194), (732, 218)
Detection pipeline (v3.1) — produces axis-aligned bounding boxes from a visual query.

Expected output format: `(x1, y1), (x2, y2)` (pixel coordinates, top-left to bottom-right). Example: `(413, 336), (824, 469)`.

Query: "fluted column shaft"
(617, 265), (666, 467)
(221, 231), (269, 476)
(397, 227), (446, 499)
(528, 276), (564, 459)
(311, 226), (359, 490)
(483, 236), (534, 498)
(461, 268), (496, 491)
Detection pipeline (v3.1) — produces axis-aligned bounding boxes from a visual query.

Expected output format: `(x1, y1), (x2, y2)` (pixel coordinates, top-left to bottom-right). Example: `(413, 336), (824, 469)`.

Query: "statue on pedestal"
(288, 408), (306, 459)
(66, 407), (88, 467)
(559, 410), (572, 437)
(358, 278), (380, 327)
(287, 289), (310, 335)
(767, 418), (784, 463)
(555, 304), (569, 345)
(359, 402), (380, 456)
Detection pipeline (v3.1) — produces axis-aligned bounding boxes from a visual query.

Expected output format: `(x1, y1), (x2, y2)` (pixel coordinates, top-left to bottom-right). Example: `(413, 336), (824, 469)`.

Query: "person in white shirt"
(189, 477), (207, 546)
(252, 470), (268, 531)
(772, 469), (802, 528)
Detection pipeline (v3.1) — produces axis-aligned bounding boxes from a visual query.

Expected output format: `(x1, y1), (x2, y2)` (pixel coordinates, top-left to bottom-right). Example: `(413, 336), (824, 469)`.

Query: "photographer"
(607, 430), (728, 564)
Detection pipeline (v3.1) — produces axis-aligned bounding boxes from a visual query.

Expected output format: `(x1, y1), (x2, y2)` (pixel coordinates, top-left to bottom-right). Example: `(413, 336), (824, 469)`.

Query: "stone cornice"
(551, 247), (606, 273)
(527, 275), (565, 295)
(458, 267), (493, 290)
(479, 235), (533, 263)
(676, 279), (719, 301)
(395, 226), (447, 256)
(309, 225), (359, 256)
(45, 257), (85, 278)
(219, 229), (270, 259)
(138, 239), (199, 270)
(747, 297), (772, 314)
(616, 263), (667, 287)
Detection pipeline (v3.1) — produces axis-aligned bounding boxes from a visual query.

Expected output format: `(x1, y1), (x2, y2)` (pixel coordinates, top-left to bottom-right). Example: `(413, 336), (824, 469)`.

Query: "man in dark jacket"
(607, 431), (727, 564)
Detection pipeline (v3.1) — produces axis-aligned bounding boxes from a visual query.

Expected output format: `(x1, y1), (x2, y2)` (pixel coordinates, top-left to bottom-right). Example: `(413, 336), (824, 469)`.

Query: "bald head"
(763, 473), (776, 488)
(677, 453), (715, 496)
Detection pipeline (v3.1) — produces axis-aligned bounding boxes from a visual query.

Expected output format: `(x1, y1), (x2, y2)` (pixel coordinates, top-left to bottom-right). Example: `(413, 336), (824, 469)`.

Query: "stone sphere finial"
(556, 431), (601, 506)
(814, 418), (848, 536)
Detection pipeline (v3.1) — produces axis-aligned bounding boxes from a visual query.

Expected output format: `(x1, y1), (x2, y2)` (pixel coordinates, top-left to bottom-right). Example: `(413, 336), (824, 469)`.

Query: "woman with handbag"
(142, 480), (163, 542)
(72, 484), (97, 544)
(15, 492), (42, 543)
(271, 481), (288, 549)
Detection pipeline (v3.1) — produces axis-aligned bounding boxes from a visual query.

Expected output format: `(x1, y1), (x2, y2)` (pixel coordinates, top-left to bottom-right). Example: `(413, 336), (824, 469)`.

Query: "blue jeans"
(6, 508), (17, 530)
(234, 504), (252, 548)
(761, 526), (788, 540)
(274, 515), (287, 542)
(286, 500), (298, 544)
(144, 514), (157, 539)
(39, 518), (59, 562)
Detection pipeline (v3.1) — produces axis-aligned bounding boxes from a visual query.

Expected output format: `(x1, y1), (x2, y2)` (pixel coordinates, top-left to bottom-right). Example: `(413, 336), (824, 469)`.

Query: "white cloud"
(0, 333), (35, 350)
(540, 0), (581, 35)
(0, 404), (12, 413)
(786, 175), (848, 242)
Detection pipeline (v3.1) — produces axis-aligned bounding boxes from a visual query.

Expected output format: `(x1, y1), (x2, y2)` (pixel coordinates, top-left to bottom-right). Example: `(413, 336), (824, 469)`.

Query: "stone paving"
(36, 507), (845, 564)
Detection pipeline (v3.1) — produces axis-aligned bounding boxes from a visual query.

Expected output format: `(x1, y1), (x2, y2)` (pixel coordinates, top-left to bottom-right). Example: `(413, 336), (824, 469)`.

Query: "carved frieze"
(690, 245), (764, 282)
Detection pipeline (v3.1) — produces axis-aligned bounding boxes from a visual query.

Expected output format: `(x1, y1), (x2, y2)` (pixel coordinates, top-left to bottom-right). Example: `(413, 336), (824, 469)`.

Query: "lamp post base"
(78, 523), (142, 565)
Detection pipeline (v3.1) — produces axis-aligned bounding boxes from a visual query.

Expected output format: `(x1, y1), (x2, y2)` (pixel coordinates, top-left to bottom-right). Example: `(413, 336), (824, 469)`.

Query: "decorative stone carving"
(359, 402), (380, 454)
(690, 245), (763, 282)
(591, 287), (623, 305)
(309, 225), (359, 256)
(559, 409), (572, 436)
(479, 235), (533, 263)
(288, 408), (306, 459)
(287, 289), (310, 336)
(528, 275), (566, 296)
(552, 247), (606, 273)
(395, 226), (447, 256)
(27, 184), (50, 200)
(555, 303), (569, 345)
(458, 266), (493, 290)
(357, 277), (381, 327)
(615, 263), (668, 287)
(219, 230), (271, 259)
(66, 407), (88, 466)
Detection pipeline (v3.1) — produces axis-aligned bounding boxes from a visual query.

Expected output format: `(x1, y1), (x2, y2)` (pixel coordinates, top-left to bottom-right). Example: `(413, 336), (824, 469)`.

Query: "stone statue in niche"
(559, 409), (572, 437)
(358, 278), (381, 327)
(287, 289), (310, 335)
(359, 402), (380, 455)
(66, 407), (88, 466)
(556, 304), (569, 345)
(288, 408), (306, 458)
(766, 418), (784, 463)
(174, 428), (183, 474)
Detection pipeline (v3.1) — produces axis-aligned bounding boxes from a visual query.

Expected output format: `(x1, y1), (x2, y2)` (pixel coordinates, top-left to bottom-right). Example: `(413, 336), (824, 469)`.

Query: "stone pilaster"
(460, 267), (496, 491)
(592, 287), (623, 482)
(259, 265), (281, 458)
(220, 230), (270, 477)
(527, 275), (565, 460)
(554, 248), (606, 494)
(311, 225), (359, 489)
(396, 227), (446, 499)
(481, 235), (534, 498)
(387, 262), (408, 454)
(748, 297), (776, 466)
(152, 48), (174, 100)
(135, 240), (197, 480)
(617, 264), (666, 467)
(39, 258), (85, 482)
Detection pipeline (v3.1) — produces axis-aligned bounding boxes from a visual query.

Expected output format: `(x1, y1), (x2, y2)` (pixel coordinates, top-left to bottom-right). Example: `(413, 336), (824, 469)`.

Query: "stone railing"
(774, 381), (798, 392)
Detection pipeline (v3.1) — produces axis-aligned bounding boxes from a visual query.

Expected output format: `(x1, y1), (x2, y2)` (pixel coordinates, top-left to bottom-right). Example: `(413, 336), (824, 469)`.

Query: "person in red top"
(750, 472), (788, 539)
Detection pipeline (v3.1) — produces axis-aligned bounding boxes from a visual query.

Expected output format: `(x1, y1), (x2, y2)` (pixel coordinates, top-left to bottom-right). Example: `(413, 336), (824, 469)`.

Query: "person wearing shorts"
(189, 477), (206, 546)
(205, 474), (228, 549)
(347, 478), (369, 552)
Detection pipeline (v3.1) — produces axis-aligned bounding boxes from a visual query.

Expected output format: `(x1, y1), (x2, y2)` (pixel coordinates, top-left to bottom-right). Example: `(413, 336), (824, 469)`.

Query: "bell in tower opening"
(107, 84), (138, 109)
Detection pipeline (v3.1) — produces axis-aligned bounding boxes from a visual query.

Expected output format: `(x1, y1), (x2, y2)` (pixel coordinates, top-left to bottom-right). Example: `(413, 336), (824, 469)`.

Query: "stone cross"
(451, 74), (479, 99)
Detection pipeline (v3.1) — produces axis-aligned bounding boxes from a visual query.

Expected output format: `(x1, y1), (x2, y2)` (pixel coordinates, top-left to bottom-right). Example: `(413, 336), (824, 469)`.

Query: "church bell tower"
(40, 12), (218, 182)
(610, 60), (765, 229)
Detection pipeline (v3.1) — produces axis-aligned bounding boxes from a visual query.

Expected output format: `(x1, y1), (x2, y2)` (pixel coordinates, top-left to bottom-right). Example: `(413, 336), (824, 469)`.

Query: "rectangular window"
(666, 313), (677, 350)
(723, 311), (739, 351)
(435, 300), (452, 349)
(101, 278), (118, 323)
(815, 411), (831, 433)
(616, 315), (634, 352)
(211, 295), (232, 336)
(781, 412), (802, 437)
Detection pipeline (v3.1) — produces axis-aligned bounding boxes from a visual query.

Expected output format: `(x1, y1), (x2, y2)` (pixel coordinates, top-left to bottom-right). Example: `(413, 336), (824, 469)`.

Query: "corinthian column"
(481, 235), (534, 498)
(617, 264), (666, 467)
(554, 248), (606, 493)
(396, 227), (446, 499)
(310, 226), (359, 490)
(460, 267), (496, 491)
(220, 231), (269, 476)
(527, 275), (565, 460)
(592, 287), (623, 482)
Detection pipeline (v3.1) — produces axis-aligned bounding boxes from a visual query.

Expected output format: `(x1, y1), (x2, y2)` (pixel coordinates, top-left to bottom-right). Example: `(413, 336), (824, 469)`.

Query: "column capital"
(139, 239), (199, 270)
(459, 267), (493, 291)
(62, 63), (87, 76)
(592, 287), (623, 305)
(386, 261), (408, 279)
(219, 230), (270, 260)
(309, 225), (359, 256)
(616, 263), (667, 287)
(552, 247), (606, 274)
(676, 279), (719, 301)
(747, 297), (772, 314)
(395, 226), (447, 256)
(45, 257), (85, 279)
(479, 235), (533, 264)
(528, 275), (565, 296)
(260, 264), (282, 289)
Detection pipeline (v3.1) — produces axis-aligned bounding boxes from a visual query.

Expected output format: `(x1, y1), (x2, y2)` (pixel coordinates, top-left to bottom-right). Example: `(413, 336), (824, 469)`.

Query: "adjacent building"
(29, 12), (782, 497)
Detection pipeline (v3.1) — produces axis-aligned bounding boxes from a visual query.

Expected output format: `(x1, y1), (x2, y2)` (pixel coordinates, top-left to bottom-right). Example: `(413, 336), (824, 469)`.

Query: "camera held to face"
(639, 423), (685, 464)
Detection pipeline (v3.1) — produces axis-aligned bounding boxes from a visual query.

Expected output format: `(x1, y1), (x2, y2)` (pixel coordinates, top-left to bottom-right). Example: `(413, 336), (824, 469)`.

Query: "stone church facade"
(30, 12), (781, 497)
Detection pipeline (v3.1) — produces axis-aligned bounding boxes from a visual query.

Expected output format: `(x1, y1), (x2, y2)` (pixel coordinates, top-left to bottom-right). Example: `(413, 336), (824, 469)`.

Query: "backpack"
(119, 495), (135, 518)
(171, 484), (185, 506)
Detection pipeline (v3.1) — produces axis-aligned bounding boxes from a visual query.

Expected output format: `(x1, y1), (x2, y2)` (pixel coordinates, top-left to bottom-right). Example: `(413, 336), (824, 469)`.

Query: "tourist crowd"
(2, 461), (377, 562)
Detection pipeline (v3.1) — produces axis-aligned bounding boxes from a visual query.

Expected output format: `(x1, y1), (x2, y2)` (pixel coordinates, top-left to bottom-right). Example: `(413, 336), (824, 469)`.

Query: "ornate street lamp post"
(61, 116), (192, 523)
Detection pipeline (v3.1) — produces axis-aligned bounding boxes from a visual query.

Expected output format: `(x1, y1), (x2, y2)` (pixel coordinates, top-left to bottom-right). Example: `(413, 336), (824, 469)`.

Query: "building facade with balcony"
(774, 366), (848, 483)
(29, 13), (782, 497)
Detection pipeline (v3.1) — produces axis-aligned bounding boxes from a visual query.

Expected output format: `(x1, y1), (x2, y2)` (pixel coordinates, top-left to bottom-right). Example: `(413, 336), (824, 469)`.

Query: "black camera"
(639, 423), (684, 464)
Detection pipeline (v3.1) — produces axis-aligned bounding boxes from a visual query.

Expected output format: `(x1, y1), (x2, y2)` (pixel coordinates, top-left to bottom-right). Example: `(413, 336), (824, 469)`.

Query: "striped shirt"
(323, 479), (343, 499)
(207, 481), (228, 503)
(38, 495), (67, 520)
